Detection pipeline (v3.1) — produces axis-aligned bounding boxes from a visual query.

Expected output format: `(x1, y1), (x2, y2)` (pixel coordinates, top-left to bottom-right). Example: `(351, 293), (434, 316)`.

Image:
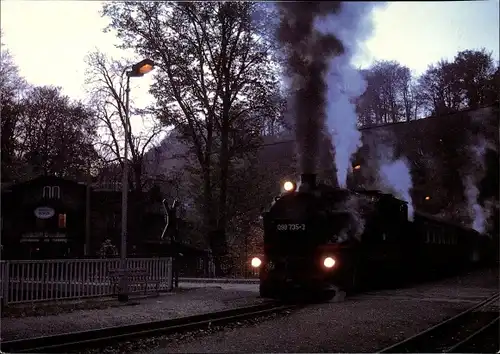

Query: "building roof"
(3, 175), (84, 192)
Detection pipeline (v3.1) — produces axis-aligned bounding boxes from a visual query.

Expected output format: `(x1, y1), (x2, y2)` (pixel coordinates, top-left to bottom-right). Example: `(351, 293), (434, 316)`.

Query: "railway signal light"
(58, 214), (66, 228)
(353, 164), (361, 170)
(425, 196), (431, 201)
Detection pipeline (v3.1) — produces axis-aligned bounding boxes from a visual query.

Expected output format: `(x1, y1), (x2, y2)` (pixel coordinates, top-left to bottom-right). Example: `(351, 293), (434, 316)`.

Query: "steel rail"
(445, 316), (499, 353)
(377, 292), (500, 353)
(1, 301), (299, 353)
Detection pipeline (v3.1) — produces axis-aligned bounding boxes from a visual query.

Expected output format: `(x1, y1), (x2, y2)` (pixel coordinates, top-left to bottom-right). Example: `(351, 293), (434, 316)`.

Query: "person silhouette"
(162, 199), (180, 288)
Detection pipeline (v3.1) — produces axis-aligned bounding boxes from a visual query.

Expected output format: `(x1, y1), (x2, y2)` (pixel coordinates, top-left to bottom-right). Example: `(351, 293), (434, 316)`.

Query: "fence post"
(167, 257), (173, 291)
(1, 261), (9, 307)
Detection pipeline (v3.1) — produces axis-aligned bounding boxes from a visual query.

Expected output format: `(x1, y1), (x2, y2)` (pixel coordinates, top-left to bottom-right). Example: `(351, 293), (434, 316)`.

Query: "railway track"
(1, 302), (298, 353)
(377, 292), (500, 353)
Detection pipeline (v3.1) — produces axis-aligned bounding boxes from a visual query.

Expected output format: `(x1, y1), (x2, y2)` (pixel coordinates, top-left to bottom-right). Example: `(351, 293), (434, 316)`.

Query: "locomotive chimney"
(300, 173), (317, 191)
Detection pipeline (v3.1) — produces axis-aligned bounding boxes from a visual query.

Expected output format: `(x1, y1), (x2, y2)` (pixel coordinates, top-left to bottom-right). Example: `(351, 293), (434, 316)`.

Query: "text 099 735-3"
(276, 223), (306, 232)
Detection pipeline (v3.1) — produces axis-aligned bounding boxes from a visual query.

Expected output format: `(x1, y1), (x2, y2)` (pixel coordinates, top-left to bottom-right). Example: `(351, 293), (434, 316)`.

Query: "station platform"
(1, 282), (262, 342)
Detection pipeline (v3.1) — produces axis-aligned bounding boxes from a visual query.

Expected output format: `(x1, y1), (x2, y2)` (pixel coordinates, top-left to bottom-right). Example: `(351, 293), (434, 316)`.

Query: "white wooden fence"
(0, 258), (172, 305)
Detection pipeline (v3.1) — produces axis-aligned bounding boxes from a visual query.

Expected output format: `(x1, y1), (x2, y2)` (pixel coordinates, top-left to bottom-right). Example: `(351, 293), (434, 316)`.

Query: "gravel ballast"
(1, 287), (266, 342)
(134, 268), (499, 354)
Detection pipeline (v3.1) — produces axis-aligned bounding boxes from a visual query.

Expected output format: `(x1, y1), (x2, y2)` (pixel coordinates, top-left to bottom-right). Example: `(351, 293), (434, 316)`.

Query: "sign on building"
(34, 207), (55, 219)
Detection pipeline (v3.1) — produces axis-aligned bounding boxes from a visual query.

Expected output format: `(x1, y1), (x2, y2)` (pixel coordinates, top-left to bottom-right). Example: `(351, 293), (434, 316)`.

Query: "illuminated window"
(58, 214), (67, 228)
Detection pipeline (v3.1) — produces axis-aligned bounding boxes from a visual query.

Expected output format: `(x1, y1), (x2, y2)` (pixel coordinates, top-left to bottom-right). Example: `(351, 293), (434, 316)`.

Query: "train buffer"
(108, 267), (160, 296)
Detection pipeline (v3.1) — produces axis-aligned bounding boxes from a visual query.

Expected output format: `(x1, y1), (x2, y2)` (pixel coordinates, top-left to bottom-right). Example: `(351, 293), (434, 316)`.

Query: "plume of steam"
(359, 130), (415, 221)
(463, 175), (489, 234)
(276, 2), (345, 175)
(343, 194), (367, 241)
(313, 2), (384, 187)
(378, 159), (415, 221)
(462, 137), (491, 234)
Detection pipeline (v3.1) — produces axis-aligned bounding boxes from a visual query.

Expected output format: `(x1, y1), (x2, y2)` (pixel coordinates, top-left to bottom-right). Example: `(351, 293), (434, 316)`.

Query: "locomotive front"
(253, 174), (355, 299)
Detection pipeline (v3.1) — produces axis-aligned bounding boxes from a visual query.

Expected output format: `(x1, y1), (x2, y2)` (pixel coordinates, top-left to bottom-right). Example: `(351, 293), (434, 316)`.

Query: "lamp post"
(118, 58), (155, 302)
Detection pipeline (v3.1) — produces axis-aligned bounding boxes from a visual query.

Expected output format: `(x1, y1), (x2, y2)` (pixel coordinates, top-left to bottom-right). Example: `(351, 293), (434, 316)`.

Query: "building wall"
(1, 176), (86, 259)
(1, 176), (167, 260)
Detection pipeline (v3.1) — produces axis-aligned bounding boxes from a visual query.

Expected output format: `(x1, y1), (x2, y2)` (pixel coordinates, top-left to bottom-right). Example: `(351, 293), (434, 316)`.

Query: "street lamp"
(119, 58), (155, 302)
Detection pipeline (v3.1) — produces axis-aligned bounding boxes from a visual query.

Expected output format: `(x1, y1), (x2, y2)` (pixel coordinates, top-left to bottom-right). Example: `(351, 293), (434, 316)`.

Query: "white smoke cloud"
(344, 194), (367, 241)
(463, 175), (488, 234)
(359, 131), (415, 221)
(462, 138), (491, 234)
(378, 158), (415, 221)
(313, 2), (385, 187)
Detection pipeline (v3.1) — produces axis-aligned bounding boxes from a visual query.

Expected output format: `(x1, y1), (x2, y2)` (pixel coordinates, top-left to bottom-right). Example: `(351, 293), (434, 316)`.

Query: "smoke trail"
(378, 158), (415, 221)
(463, 175), (488, 233)
(344, 194), (368, 241)
(462, 138), (491, 234)
(314, 2), (384, 187)
(357, 129), (415, 220)
(276, 2), (344, 175)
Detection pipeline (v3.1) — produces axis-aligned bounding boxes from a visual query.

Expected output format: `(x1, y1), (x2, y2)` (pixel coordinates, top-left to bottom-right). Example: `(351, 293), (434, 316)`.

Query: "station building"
(1, 175), (209, 267)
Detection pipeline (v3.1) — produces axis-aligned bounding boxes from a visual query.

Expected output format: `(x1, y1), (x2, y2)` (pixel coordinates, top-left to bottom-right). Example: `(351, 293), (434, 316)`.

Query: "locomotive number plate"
(276, 223), (306, 231)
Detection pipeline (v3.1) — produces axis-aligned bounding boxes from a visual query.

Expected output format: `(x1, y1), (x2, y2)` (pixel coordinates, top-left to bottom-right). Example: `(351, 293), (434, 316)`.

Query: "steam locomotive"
(251, 173), (493, 300)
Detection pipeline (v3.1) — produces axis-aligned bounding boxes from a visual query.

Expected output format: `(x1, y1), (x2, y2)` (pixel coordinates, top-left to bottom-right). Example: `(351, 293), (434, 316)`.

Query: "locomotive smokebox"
(299, 173), (317, 191)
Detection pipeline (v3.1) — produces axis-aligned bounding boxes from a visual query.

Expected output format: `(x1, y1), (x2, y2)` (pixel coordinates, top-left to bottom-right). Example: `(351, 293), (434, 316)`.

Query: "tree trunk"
(202, 167), (227, 276)
(133, 160), (142, 192)
(216, 111), (231, 276)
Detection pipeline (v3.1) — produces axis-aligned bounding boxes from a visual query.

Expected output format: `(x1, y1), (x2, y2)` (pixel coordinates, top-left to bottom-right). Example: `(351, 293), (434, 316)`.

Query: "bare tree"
(453, 49), (498, 108)
(85, 51), (164, 192)
(416, 60), (465, 116)
(356, 61), (417, 125)
(102, 2), (281, 274)
(16, 86), (98, 179)
(0, 42), (30, 182)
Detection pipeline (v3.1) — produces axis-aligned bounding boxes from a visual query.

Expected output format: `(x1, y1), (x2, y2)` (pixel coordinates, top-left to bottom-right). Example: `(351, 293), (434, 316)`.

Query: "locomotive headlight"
(323, 257), (336, 268)
(251, 257), (262, 268)
(283, 181), (296, 192)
